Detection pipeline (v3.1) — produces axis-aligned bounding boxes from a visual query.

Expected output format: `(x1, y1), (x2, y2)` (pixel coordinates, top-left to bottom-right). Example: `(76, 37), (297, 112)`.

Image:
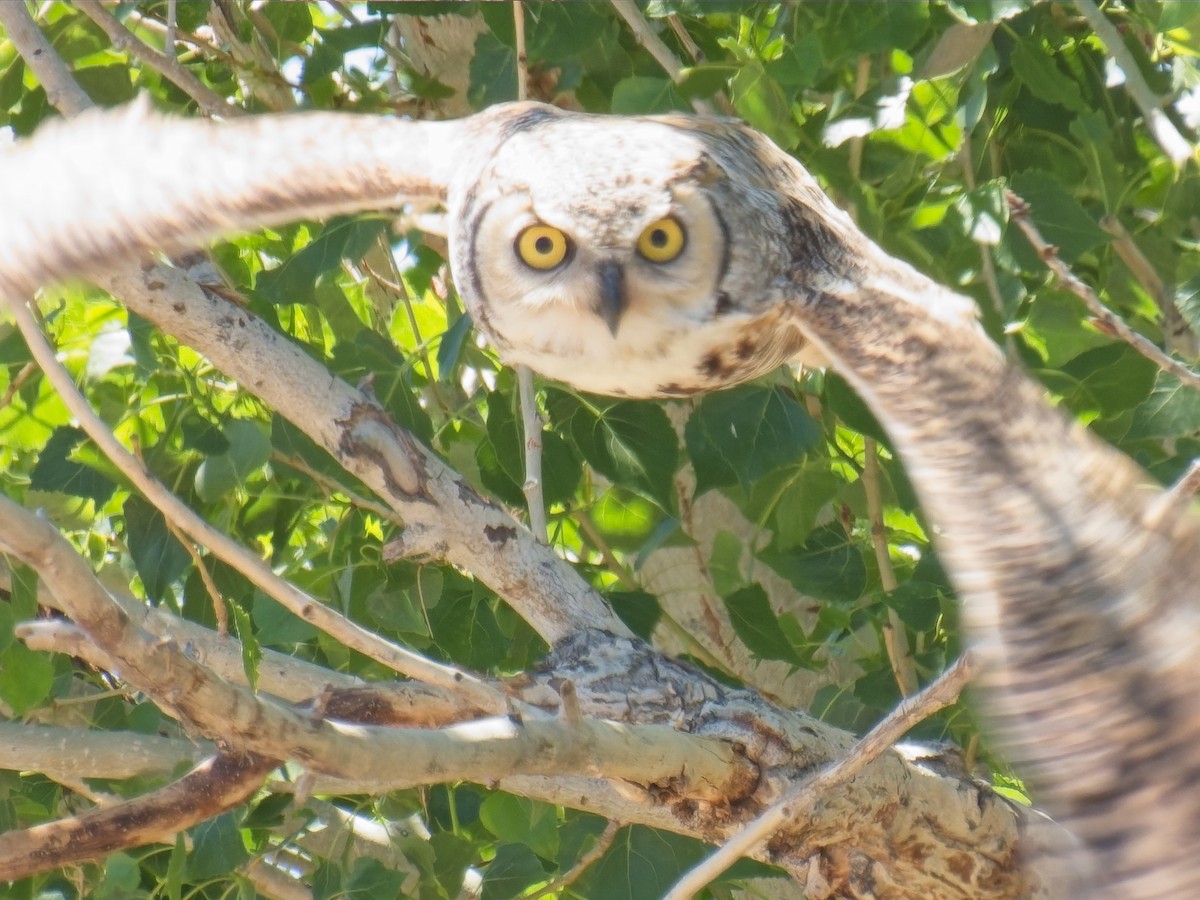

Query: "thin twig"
(273, 450), (404, 527)
(862, 438), (918, 696)
(573, 509), (638, 589)
(512, 1), (548, 542)
(847, 55), (871, 182)
(1101, 213), (1197, 356)
(1007, 191), (1200, 392)
(610, 1), (716, 115)
(164, 511), (229, 636)
(959, 132), (1018, 357)
(1074, 0), (1192, 168)
(527, 819), (622, 900)
(665, 653), (978, 899)
(74, 0), (238, 118)
(1145, 458), (1200, 530)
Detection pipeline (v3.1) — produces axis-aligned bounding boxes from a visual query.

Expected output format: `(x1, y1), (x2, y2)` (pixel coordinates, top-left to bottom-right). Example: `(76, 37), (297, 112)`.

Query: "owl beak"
(596, 260), (627, 336)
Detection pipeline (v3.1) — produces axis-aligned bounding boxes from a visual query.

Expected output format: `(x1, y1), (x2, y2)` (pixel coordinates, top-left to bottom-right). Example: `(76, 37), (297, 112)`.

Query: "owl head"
(448, 102), (824, 398)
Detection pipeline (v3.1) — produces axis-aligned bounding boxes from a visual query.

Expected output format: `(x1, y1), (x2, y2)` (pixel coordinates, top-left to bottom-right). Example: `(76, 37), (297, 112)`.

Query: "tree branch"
(1073, 0), (1193, 167)
(1007, 191), (1200, 391)
(74, 0), (237, 117)
(0, 751), (277, 882)
(667, 654), (978, 898)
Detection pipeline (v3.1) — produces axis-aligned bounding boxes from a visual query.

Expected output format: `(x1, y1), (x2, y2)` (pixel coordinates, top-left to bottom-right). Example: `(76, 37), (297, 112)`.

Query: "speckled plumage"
(4, 99), (1200, 897)
(447, 104), (863, 397)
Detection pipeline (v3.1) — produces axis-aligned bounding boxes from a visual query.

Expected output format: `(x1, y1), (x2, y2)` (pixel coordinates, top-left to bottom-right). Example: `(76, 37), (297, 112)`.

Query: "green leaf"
(469, 32), (518, 108)
(331, 331), (435, 443)
(1058, 343), (1157, 418)
(1009, 171), (1110, 262)
(195, 420), (272, 502)
(261, 1), (314, 43)
(606, 590), (662, 639)
(1128, 372), (1200, 440)
(813, 0), (930, 60)
(481, 843), (546, 900)
(479, 388), (582, 508)
(166, 834), (186, 900)
(252, 594), (319, 646)
(0, 643), (55, 715)
(74, 65), (136, 105)
(29, 426), (116, 504)
(611, 76), (689, 114)
(767, 32), (821, 87)
(1010, 38), (1086, 112)
(427, 585), (509, 671)
(824, 372), (890, 445)
(577, 826), (709, 900)
(525, 2), (609, 59)
(547, 392), (678, 509)
(758, 524), (868, 607)
(229, 601), (261, 693)
(94, 852), (141, 899)
(125, 496), (192, 602)
(724, 584), (801, 665)
(344, 858), (408, 898)
(685, 385), (822, 493)
(480, 794), (560, 861)
(730, 61), (801, 148)
(189, 813), (250, 879)
(258, 217), (388, 305)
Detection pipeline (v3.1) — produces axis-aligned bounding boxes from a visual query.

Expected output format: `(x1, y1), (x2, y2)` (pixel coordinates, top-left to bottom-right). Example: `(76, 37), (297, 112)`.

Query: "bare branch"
(0, 2), (92, 114)
(1074, 0), (1193, 167)
(0, 721), (210, 781)
(0, 751), (276, 882)
(74, 0), (238, 118)
(610, 1), (715, 115)
(1007, 191), (1200, 391)
(3, 287), (502, 705)
(1101, 213), (1198, 357)
(667, 654), (978, 898)
(512, 3), (548, 541)
(862, 437), (918, 696)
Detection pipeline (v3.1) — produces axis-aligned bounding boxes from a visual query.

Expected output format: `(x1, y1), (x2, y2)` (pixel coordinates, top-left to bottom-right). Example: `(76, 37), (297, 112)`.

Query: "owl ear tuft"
(687, 153), (726, 186)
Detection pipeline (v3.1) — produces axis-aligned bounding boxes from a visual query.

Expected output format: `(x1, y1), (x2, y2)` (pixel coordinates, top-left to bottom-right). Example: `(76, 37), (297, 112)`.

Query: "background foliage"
(2, 1), (1199, 897)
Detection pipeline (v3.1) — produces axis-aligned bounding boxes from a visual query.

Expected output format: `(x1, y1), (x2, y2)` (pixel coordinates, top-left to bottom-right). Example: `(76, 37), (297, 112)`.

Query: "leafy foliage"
(2, 0), (1199, 896)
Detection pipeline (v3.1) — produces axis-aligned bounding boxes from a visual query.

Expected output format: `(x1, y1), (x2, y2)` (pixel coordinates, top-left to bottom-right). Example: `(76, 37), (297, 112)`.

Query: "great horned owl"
(446, 104), (862, 398)
(4, 98), (1200, 899)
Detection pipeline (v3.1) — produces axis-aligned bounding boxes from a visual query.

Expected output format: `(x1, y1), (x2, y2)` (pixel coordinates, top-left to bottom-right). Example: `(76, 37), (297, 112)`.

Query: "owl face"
(449, 106), (812, 397)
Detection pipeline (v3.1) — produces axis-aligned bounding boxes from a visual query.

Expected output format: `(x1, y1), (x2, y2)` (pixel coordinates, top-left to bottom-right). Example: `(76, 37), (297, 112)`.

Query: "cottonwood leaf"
(126, 496), (191, 603)
(724, 584), (802, 665)
(685, 385), (821, 493)
(758, 524), (868, 607)
(546, 391), (678, 509)
(576, 826), (708, 900)
(481, 843), (545, 900)
(1128, 372), (1200, 440)
(29, 426), (116, 504)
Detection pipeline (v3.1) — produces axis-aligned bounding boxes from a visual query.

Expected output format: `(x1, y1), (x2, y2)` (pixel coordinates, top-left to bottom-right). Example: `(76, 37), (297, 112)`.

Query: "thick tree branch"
(668, 654), (978, 898)
(4, 292), (500, 704)
(0, 751), (277, 882)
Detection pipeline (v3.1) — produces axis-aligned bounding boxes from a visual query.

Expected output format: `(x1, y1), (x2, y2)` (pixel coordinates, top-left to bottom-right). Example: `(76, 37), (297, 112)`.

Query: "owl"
(4, 98), (1198, 897)
(446, 104), (864, 398)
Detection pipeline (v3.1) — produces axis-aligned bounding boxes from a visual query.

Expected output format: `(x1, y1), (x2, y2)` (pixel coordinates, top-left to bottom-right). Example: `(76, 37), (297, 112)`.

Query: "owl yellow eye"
(636, 217), (686, 263)
(516, 224), (570, 270)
